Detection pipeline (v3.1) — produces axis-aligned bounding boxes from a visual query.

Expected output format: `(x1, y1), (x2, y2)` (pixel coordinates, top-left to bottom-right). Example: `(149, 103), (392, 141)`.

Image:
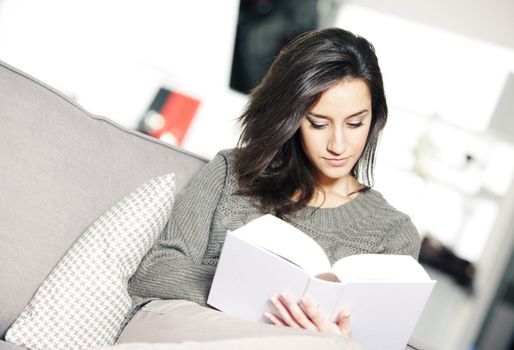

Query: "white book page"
(208, 232), (312, 322)
(231, 214), (331, 275)
(332, 281), (436, 350)
(332, 254), (432, 282)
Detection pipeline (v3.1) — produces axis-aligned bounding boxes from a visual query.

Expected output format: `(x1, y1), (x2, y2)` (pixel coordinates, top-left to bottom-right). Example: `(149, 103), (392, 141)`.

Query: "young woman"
(127, 27), (420, 346)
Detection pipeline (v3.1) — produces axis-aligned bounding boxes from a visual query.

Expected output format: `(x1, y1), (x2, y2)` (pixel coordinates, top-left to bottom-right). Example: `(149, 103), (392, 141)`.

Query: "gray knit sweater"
(128, 149), (421, 308)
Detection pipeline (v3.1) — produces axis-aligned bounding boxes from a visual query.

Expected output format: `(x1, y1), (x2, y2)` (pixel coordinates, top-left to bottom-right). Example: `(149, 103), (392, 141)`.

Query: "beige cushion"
(116, 299), (362, 350)
(98, 337), (356, 350)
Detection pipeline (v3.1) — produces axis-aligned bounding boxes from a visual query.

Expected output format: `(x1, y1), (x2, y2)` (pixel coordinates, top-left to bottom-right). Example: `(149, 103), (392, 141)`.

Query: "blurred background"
(0, 0), (513, 349)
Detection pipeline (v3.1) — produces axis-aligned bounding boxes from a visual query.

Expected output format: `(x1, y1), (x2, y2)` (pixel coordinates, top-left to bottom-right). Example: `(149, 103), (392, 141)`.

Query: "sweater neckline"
(299, 187), (373, 213)
(290, 188), (383, 231)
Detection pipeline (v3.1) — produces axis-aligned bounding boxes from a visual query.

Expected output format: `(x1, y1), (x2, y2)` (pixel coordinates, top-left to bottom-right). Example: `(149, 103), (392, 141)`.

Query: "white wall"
(0, 0), (247, 158)
(337, 4), (514, 132)
(347, 0), (514, 50)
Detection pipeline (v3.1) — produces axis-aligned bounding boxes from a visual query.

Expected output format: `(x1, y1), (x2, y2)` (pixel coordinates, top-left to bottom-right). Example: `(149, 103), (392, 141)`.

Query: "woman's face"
(299, 78), (372, 188)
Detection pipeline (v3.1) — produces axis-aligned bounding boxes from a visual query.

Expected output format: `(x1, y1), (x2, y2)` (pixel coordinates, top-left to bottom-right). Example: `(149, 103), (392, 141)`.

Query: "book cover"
(207, 215), (436, 350)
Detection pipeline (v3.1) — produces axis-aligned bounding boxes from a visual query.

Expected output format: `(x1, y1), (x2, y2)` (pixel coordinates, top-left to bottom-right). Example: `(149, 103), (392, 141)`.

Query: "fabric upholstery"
(0, 59), (206, 339)
(6, 174), (175, 350)
(117, 299), (362, 349)
(0, 340), (26, 350)
(97, 337), (355, 350)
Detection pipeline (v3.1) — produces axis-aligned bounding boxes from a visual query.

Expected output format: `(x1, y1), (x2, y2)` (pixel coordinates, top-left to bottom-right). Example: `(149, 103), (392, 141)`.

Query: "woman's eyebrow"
(308, 109), (369, 119)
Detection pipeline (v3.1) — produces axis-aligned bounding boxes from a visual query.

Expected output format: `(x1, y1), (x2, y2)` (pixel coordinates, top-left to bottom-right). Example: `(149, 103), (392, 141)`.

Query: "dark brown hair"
(234, 27), (388, 218)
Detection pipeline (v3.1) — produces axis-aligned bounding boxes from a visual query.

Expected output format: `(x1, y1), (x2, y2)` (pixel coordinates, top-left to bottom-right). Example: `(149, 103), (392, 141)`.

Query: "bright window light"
(454, 199), (498, 262)
(482, 141), (514, 196)
(374, 165), (426, 219)
(413, 182), (465, 247)
(335, 3), (513, 132)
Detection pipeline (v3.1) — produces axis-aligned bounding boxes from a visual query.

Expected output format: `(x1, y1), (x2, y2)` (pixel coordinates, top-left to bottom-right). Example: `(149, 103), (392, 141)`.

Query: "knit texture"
(128, 149), (420, 310)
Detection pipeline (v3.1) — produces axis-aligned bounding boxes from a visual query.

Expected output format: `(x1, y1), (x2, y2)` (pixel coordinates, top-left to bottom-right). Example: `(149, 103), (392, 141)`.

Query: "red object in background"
(140, 88), (200, 146)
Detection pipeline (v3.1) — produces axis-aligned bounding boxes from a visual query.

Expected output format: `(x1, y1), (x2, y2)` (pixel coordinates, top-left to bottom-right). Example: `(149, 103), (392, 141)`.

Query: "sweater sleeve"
(382, 216), (421, 260)
(128, 152), (228, 306)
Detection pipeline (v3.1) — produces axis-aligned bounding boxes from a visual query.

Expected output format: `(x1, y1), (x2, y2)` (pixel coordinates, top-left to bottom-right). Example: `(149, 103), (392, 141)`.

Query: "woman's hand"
(265, 291), (352, 337)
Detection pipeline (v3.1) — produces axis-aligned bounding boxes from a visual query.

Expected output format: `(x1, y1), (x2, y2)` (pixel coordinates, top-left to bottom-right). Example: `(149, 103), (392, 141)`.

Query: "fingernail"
(281, 291), (288, 300)
(300, 297), (308, 305)
(343, 310), (351, 317)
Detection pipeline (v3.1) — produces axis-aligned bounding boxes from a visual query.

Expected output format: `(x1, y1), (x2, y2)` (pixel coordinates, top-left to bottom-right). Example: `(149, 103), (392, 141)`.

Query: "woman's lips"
(323, 157), (350, 166)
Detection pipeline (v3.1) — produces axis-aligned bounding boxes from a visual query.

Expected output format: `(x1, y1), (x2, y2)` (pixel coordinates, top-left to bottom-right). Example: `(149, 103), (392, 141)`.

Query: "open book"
(207, 214), (436, 350)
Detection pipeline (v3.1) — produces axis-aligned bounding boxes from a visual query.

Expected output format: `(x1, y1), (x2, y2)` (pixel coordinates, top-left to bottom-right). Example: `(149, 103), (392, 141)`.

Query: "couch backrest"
(0, 60), (207, 339)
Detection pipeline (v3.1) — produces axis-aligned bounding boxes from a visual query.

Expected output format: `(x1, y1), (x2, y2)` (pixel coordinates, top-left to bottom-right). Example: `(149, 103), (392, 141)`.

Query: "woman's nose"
(327, 129), (346, 155)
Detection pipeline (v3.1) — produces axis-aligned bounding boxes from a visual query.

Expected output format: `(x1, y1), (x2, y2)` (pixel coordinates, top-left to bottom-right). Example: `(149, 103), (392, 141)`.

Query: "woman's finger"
(299, 296), (337, 333)
(264, 312), (286, 326)
(278, 292), (318, 332)
(336, 309), (352, 337)
(269, 295), (300, 328)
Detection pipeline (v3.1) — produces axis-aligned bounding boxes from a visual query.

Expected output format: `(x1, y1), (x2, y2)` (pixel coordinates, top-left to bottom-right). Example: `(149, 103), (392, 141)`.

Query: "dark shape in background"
(137, 87), (200, 146)
(419, 235), (475, 290)
(230, 0), (319, 94)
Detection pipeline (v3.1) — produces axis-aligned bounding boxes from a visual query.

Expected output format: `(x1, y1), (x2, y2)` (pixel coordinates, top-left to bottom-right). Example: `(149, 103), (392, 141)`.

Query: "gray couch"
(1, 61), (366, 350)
(0, 60), (208, 349)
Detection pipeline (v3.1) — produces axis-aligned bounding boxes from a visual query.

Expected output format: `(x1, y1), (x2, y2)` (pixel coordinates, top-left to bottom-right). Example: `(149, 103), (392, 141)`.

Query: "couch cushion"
(95, 337), (360, 350)
(0, 60), (207, 339)
(6, 174), (175, 350)
(0, 341), (26, 350)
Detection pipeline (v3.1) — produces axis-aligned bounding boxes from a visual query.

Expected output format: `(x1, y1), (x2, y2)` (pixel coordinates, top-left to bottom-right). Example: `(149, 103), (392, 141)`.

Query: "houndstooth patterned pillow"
(5, 173), (175, 350)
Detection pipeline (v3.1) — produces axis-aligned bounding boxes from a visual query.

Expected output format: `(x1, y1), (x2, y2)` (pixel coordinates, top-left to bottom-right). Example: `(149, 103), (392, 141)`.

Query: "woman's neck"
(307, 176), (365, 208)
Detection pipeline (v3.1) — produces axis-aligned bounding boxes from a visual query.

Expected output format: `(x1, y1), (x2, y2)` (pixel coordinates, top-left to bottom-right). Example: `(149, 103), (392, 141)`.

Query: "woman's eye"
(347, 122), (364, 128)
(309, 121), (327, 129)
